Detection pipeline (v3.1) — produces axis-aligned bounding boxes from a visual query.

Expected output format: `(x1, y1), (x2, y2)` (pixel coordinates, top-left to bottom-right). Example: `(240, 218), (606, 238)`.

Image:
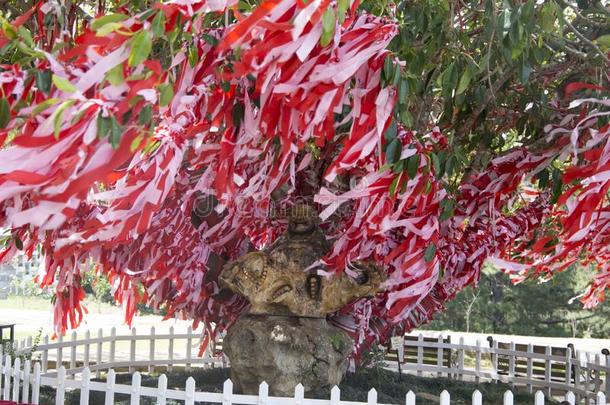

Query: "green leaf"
(97, 114), (111, 139)
(2, 20), (17, 40)
(109, 116), (122, 149)
(35, 70), (52, 95)
(32, 98), (59, 116)
(152, 11), (166, 38)
(128, 30), (153, 67)
(456, 68), (472, 95)
(337, 0), (349, 24)
(220, 81), (231, 93)
(52, 74), (77, 94)
(389, 173), (402, 197)
(95, 22), (124, 37)
(18, 26), (34, 48)
(130, 135), (144, 152)
(52, 100), (76, 139)
(14, 236), (23, 251)
(406, 154), (420, 179)
(202, 34), (219, 47)
(386, 138), (402, 164)
(0, 98), (9, 129)
(431, 153), (441, 178)
(540, 3), (556, 33)
(158, 84), (174, 107)
(91, 13), (129, 31)
(424, 244), (437, 263)
(536, 169), (550, 189)
(138, 105), (153, 126)
(320, 8), (335, 47)
(392, 65), (401, 87)
(232, 102), (244, 127)
(520, 60), (532, 84)
(383, 57), (394, 82)
(595, 34), (610, 52)
(440, 199), (455, 222)
(445, 155), (456, 177)
(188, 45), (198, 67)
(106, 64), (124, 86)
(384, 120), (398, 141)
(398, 79), (409, 103)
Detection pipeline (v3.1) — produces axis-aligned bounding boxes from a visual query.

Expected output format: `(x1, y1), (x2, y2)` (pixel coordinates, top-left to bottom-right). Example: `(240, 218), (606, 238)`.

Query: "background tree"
(426, 265), (610, 338)
(0, 0), (607, 365)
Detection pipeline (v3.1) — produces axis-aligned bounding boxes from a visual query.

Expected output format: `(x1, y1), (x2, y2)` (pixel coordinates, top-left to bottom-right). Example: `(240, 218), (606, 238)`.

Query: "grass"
(41, 367), (558, 405)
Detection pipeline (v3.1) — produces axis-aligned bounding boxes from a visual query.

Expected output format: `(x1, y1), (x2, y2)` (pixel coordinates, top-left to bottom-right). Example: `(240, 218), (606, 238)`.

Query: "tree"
(0, 0), (608, 366)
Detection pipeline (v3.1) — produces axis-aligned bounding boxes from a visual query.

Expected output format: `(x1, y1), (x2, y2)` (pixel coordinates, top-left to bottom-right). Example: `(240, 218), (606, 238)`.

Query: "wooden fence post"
(84, 330), (91, 370)
(534, 391), (545, 405)
(22, 359), (30, 404)
(57, 334), (63, 370)
(168, 326), (174, 372)
(185, 376), (196, 405)
(12, 357), (20, 402)
(149, 326), (156, 374)
(503, 390), (513, 405)
(55, 366), (66, 405)
(565, 391), (575, 405)
(31, 362), (40, 405)
(223, 379), (233, 405)
(96, 329), (103, 379)
(472, 389), (482, 405)
(330, 386), (341, 405)
(130, 371), (141, 405)
(186, 326), (193, 371)
(105, 369), (116, 405)
(585, 353), (592, 396)
(109, 327), (116, 366)
(475, 339), (481, 384)
(527, 343), (534, 394)
(439, 390), (450, 405)
(41, 335), (48, 373)
(596, 392), (606, 405)
(258, 381), (269, 405)
(491, 340), (498, 378)
(70, 331), (77, 377)
(417, 334), (423, 377)
(405, 391), (415, 405)
(437, 335), (443, 378)
(594, 355), (602, 394)
(80, 367), (91, 405)
(545, 346), (552, 396)
(458, 337), (465, 381)
(367, 388), (377, 405)
(294, 383), (304, 405)
(606, 355), (610, 397)
(157, 373), (168, 405)
(129, 328), (137, 374)
(3, 355), (11, 400)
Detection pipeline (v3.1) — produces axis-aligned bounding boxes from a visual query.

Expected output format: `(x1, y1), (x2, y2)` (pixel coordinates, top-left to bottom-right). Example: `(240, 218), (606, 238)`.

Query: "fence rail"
(2, 327), (609, 404)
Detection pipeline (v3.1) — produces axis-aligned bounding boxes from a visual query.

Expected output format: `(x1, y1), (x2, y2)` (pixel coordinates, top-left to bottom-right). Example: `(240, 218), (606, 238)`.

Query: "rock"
(223, 314), (352, 396)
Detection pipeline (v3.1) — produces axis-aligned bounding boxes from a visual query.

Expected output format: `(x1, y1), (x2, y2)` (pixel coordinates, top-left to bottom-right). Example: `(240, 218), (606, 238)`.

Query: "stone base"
(223, 314), (352, 396)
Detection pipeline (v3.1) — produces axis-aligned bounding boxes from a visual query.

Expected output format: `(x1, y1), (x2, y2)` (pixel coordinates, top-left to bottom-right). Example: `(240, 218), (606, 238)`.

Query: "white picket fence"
(1, 327), (609, 404)
(1, 355), (607, 405)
